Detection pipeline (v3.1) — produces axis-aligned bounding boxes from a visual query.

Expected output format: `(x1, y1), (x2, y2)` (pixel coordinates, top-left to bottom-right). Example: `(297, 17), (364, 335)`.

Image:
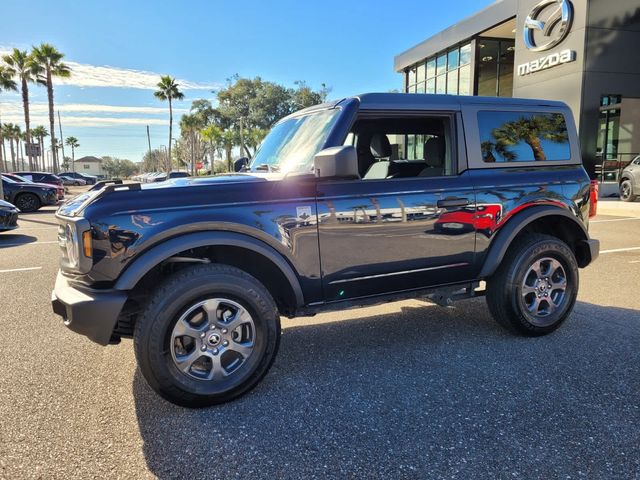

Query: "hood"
(140, 172), (282, 190)
(56, 172), (283, 217)
(0, 199), (17, 209)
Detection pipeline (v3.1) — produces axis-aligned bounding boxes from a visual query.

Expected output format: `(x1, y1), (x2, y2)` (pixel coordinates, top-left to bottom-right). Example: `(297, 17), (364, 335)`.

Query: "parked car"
(61, 171), (98, 185)
(3, 173), (65, 202)
(151, 171), (191, 182)
(619, 155), (640, 202)
(0, 199), (19, 231)
(60, 175), (87, 186)
(52, 94), (599, 407)
(14, 171), (65, 200)
(2, 175), (58, 212)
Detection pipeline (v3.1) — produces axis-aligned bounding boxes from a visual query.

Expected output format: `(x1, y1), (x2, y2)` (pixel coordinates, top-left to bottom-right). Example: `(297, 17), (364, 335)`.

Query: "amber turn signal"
(82, 230), (93, 258)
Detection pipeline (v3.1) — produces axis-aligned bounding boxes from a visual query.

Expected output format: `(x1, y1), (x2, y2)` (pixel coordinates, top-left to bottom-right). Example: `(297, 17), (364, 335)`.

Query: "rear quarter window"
(478, 111), (570, 163)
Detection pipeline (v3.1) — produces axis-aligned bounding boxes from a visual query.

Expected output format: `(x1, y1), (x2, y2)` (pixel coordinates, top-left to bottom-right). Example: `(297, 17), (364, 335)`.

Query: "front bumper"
(51, 271), (128, 346)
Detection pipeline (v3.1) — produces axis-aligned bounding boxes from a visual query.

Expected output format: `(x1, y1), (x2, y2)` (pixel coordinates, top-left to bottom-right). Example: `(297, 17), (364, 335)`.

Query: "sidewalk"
(597, 198), (640, 217)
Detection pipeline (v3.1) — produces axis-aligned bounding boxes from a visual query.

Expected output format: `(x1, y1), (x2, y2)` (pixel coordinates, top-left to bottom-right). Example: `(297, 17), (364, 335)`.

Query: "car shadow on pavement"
(0, 233), (37, 248)
(133, 299), (640, 479)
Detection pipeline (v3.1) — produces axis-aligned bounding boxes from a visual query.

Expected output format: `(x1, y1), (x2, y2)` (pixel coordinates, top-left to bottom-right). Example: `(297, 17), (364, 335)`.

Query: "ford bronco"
(52, 93), (599, 407)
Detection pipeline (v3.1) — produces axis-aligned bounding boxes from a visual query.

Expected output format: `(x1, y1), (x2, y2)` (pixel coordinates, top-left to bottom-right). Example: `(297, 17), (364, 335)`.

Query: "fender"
(114, 230), (305, 307)
(479, 205), (590, 278)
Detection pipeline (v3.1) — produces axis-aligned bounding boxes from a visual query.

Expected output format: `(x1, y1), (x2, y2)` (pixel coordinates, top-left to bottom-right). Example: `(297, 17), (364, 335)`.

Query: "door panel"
(316, 172), (477, 302)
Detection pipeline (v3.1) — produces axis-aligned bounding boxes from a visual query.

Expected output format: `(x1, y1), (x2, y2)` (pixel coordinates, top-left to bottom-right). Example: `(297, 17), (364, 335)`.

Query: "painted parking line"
(0, 266), (42, 273)
(600, 246), (640, 254)
(591, 217), (640, 224)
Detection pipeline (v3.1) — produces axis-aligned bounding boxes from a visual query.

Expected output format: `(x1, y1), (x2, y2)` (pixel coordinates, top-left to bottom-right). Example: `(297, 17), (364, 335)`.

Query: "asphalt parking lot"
(1, 204), (639, 479)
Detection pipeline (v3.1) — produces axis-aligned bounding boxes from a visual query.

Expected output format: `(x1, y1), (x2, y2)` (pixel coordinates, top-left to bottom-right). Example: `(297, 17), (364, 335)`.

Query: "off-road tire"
(134, 263), (280, 408)
(486, 234), (578, 336)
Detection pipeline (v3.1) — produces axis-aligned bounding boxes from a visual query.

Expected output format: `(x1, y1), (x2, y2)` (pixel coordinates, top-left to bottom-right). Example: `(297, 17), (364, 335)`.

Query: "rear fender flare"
(479, 205), (589, 278)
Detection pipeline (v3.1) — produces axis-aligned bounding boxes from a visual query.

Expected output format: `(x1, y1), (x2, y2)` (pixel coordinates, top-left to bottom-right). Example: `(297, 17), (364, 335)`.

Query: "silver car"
(620, 155), (640, 202)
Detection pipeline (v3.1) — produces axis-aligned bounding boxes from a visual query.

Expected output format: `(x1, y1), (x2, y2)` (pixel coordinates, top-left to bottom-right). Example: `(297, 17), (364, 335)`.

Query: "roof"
(74, 156), (103, 163)
(394, 0), (517, 72)
(353, 93), (566, 110)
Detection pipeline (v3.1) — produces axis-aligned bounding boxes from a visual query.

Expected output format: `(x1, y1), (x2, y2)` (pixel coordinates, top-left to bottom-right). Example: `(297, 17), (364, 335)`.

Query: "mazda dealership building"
(394, 0), (640, 186)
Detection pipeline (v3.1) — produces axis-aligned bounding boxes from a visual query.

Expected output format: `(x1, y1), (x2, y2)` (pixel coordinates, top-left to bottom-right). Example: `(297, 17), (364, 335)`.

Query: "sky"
(0, 0), (487, 163)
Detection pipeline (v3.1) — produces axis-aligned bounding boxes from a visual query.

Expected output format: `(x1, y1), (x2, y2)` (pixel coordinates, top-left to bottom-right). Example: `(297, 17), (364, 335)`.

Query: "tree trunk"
(39, 137), (44, 170)
(47, 69), (58, 174)
(10, 139), (16, 171)
(21, 78), (33, 171)
(19, 140), (24, 170)
(225, 146), (232, 172)
(0, 118), (4, 174)
(526, 136), (547, 161)
(168, 97), (173, 173)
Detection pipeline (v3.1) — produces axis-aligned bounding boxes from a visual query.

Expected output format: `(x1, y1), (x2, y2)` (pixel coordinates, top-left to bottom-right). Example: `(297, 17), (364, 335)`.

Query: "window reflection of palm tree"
(486, 114), (568, 162)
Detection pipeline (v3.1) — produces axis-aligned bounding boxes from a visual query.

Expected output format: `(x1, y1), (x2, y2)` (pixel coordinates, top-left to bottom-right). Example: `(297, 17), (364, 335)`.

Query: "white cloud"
(0, 47), (220, 91)
(0, 101), (187, 116)
(1, 112), (168, 127)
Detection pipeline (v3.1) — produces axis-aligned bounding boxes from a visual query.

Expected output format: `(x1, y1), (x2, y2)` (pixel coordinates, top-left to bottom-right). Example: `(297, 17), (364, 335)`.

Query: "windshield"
(10, 174), (28, 182)
(250, 108), (341, 174)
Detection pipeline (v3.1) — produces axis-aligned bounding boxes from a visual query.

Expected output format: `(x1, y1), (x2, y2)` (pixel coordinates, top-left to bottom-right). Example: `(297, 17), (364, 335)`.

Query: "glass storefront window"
(417, 63), (425, 82)
(447, 49), (459, 71)
(426, 78), (435, 94)
(408, 67), (417, 86)
(436, 54), (447, 76)
(447, 69), (459, 95)
(416, 81), (426, 93)
(460, 43), (472, 65)
(436, 75), (446, 94)
(458, 64), (471, 96)
(426, 59), (436, 79)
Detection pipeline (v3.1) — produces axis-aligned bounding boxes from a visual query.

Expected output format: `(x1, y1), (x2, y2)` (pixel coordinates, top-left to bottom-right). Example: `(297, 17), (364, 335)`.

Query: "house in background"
(73, 156), (104, 177)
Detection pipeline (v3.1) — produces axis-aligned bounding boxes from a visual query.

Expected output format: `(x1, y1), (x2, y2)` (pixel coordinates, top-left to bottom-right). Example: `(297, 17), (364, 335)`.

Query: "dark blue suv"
(52, 94), (599, 407)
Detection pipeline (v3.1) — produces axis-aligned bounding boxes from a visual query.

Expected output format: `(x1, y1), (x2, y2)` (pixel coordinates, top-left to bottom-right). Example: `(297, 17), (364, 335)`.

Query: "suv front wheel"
(134, 263), (281, 407)
(486, 234), (578, 336)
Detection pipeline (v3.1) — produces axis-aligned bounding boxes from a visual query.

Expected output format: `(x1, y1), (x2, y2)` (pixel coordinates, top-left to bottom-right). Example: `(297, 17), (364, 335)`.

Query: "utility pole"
(58, 111), (67, 173)
(146, 125), (152, 173)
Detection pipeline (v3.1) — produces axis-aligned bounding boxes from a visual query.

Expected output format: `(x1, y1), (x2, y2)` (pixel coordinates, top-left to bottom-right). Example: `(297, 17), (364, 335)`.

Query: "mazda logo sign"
(523, 0), (573, 52)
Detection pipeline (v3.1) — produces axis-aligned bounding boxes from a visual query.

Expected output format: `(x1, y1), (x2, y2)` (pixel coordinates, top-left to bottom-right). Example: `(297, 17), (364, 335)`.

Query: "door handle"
(437, 198), (470, 208)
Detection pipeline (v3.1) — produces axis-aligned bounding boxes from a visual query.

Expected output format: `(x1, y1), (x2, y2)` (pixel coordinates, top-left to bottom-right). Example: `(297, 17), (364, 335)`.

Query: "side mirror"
(313, 146), (359, 179)
(234, 157), (249, 172)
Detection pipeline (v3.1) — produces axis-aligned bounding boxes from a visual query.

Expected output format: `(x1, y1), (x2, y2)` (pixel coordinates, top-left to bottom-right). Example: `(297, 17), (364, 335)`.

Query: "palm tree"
(2, 48), (41, 170)
(65, 136), (79, 169)
(31, 126), (48, 170)
(3, 123), (19, 171)
(0, 67), (17, 177)
(489, 114), (568, 162)
(154, 76), (184, 172)
(32, 43), (71, 174)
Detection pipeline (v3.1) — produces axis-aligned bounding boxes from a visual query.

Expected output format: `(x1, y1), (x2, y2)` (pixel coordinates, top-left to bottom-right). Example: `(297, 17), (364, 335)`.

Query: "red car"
(4, 173), (64, 201)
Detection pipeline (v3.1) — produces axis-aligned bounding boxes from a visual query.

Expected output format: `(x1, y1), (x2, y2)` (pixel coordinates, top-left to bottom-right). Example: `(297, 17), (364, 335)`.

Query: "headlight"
(58, 217), (92, 273)
(66, 224), (79, 268)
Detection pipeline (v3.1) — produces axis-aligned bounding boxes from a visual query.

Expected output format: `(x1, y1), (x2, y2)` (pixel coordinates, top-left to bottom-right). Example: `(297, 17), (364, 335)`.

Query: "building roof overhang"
(394, 0), (517, 72)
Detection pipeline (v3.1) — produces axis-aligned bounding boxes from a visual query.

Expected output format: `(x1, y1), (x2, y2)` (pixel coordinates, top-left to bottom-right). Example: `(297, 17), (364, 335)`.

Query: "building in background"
(394, 0), (640, 191)
(73, 156), (104, 177)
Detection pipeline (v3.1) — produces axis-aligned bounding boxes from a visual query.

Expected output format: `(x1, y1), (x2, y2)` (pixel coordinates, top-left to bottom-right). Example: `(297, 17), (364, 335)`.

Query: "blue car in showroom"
(0, 199), (19, 231)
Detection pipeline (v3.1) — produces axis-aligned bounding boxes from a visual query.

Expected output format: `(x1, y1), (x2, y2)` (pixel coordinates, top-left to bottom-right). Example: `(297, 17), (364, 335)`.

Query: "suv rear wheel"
(134, 263), (280, 407)
(620, 179), (637, 202)
(486, 234), (578, 336)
